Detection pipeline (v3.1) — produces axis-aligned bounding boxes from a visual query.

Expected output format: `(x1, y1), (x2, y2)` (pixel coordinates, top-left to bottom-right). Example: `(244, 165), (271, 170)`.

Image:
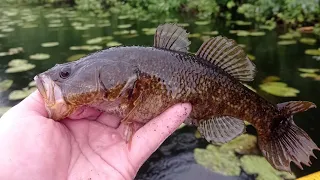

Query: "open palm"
(0, 91), (191, 180)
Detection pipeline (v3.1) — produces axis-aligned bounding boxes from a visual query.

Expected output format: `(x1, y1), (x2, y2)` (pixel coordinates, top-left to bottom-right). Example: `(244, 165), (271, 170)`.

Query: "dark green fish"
(34, 23), (319, 172)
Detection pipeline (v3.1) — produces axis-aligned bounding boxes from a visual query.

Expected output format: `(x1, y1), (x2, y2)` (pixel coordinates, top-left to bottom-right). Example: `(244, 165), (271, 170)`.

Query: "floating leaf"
(106, 41), (122, 47)
(29, 53), (50, 60)
(117, 24), (132, 29)
(235, 20), (252, 26)
(236, 30), (250, 37)
(300, 73), (319, 78)
(2, 27), (14, 32)
(194, 145), (241, 176)
(0, 79), (13, 92)
(189, 33), (201, 38)
(142, 28), (157, 35)
(247, 54), (256, 61)
(299, 38), (317, 45)
(70, 45), (102, 51)
(194, 130), (201, 138)
(86, 36), (113, 44)
(298, 68), (320, 73)
(67, 54), (86, 61)
(220, 134), (259, 155)
(41, 42), (59, 47)
(0, 106), (11, 116)
(9, 87), (36, 100)
(5, 63), (36, 73)
(278, 33), (294, 40)
(48, 23), (63, 28)
(118, 15), (130, 19)
(28, 81), (36, 87)
(195, 21), (210, 26)
(0, 47), (23, 56)
(177, 23), (189, 27)
(0, 34), (7, 38)
(8, 59), (28, 67)
(262, 76), (281, 83)
(259, 82), (299, 97)
(277, 40), (297, 45)
(249, 31), (266, 36)
(202, 31), (219, 36)
(305, 49), (320, 56)
(240, 155), (296, 180)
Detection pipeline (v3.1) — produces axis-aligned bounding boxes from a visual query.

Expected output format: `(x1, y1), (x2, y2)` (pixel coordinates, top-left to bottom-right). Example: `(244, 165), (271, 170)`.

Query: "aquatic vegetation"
(0, 79), (13, 92)
(249, 31), (266, 36)
(194, 145), (241, 176)
(86, 36), (113, 44)
(41, 42), (59, 47)
(48, 23), (64, 28)
(8, 59), (28, 67)
(142, 28), (156, 35)
(240, 155), (296, 180)
(298, 68), (320, 81)
(8, 87), (37, 100)
(194, 21), (210, 26)
(70, 45), (103, 51)
(0, 47), (24, 57)
(188, 33), (201, 38)
(234, 20), (252, 26)
(5, 59), (35, 73)
(299, 38), (317, 45)
(247, 54), (256, 61)
(259, 81), (299, 97)
(220, 134), (259, 155)
(67, 54), (87, 61)
(0, 106), (11, 116)
(202, 31), (219, 36)
(305, 49), (320, 56)
(298, 68), (320, 73)
(117, 24), (132, 29)
(29, 53), (50, 60)
(277, 40), (297, 45)
(28, 81), (36, 87)
(113, 30), (137, 35)
(106, 41), (122, 47)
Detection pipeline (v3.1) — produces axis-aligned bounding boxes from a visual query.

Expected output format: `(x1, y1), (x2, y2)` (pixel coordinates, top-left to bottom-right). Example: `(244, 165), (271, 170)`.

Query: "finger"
(128, 103), (192, 166)
(11, 90), (48, 117)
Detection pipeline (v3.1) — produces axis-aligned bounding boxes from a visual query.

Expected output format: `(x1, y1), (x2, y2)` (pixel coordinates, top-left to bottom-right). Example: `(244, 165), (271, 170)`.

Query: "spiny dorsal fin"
(154, 23), (190, 52)
(196, 36), (256, 81)
(198, 116), (246, 145)
(277, 101), (316, 115)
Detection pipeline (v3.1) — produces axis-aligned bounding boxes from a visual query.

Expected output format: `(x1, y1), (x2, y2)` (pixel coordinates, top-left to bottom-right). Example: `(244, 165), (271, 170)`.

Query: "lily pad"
(298, 68), (320, 73)
(106, 41), (122, 47)
(262, 76), (280, 83)
(86, 36), (113, 44)
(48, 23), (63, 28)
(29, 53), (50, 60)
(305, 49), (320, 56)
(247, 54), (256, 61)
(300, 73), (319, 78)
(67, 54), (86, 61)
(0, 47), (24, 56)
(0, 34), (7, 38)
(299, 38), (317, 45)
(41, 42), (59, 47)
(203, 31), (219, 36)
(194, 145), (241, 176)
(2, 27), (14, 32)
(177, 23), (189, 27)
(249, 31), (266, 36)
(0, 106), (12, 116)
(259, 82), (299, 97)
(235, 20), (252, 26)
(189, 33), (201, 38)
(28, 81), (36, 87)
(8, 59), (28, 67)
(277, 40), (297, 45)
(117, 24), (132, 29)
(5, 63), (36, 73)
(240, 155), (296, 180)
(70, 45), (103, 51)
(0, 79), (13, 92)
(220, 134), (259, 155)
(236, 30), (250, 37)
(142, 28), (157, 35)
(8, 87), (36, 100)
(195, 21), (210, 26)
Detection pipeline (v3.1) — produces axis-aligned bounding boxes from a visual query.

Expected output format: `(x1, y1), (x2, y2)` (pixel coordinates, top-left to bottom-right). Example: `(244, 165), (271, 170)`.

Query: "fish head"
(34, 61), (103, 120)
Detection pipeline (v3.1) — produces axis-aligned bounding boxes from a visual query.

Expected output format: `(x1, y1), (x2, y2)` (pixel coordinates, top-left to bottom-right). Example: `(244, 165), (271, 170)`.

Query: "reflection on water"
(0, 5), (320, 179)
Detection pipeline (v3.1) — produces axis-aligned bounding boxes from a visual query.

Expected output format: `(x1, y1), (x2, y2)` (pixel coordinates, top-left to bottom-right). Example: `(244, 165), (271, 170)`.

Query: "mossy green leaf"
(240, 155), (296, 180)
(305, 49), (320, 56)
(41, 42), (59, 47)
(29, 53), (50, 60)
(5, 63), (36, 73)
(67, 54), (86, 61)
(299, 38), (317, 45)
(9, 87), (36, 100)
(259, 82), (299, 97)
(194, 145), (241, 176)
(0, 79), (13, 92)
(277, 40), (297, 45)
(8, 59), (28, 67)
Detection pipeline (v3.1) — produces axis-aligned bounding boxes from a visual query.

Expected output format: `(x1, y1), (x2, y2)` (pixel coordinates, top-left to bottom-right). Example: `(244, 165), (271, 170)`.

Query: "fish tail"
(258, 101), (319, 172)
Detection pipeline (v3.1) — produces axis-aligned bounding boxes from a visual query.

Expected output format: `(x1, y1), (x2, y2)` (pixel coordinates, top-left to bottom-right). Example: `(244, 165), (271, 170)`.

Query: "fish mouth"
(34, 74), (69, 120)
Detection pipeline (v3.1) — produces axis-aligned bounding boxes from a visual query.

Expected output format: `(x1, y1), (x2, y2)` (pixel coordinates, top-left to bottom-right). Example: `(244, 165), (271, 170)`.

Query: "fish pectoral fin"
(195, 36), (256, 82)
(198, 116), (246, 145)
(153, 23), (191, 52)
(118, 71), (139, 99)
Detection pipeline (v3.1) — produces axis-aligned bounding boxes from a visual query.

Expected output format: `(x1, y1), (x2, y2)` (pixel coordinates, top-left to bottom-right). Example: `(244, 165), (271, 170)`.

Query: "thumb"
(129, 103), (192, 166)
(14, 90), (48, 117)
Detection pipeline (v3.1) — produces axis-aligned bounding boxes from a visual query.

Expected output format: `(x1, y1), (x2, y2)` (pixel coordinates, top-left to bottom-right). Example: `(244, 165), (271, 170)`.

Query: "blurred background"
(0, 0), (320, 179)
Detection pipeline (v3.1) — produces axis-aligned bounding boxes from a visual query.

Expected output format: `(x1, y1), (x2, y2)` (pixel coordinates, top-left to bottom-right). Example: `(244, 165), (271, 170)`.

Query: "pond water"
(0, 5), (319, 180)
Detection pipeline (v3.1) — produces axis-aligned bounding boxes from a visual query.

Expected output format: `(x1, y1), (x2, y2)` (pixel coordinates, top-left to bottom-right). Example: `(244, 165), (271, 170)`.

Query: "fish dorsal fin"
(277, 101), (316, 115)
(196, 36), (256, 81)
(154, 23), (191, 52)
(198, 116), (246, 145)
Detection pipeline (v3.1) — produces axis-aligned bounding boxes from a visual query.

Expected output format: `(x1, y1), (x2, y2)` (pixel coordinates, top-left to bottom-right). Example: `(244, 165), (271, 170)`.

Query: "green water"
(0, 5), (319, 179)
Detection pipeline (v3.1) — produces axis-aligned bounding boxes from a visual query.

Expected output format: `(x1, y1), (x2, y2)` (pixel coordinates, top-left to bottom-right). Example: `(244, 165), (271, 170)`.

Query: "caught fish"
(34, 23), (319, 172)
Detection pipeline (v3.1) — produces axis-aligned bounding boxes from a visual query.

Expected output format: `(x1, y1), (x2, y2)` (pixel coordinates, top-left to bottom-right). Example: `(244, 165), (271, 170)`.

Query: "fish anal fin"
(196, 36), (256, 81)
(277, 101), (316, 115)
(154, 23), (191, 52)
(198, 116), (246, 145)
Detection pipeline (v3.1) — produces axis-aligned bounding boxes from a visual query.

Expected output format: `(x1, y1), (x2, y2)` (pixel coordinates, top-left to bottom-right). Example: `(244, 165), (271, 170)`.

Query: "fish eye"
(59, 66), (71, 79)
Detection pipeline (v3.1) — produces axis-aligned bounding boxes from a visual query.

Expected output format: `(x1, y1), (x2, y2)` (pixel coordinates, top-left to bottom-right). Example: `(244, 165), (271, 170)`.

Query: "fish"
(34, 23), (319, 172)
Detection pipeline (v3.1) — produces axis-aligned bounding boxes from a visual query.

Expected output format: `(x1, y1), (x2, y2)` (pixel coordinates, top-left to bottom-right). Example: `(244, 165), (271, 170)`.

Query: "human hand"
(0, 91), (192, 180)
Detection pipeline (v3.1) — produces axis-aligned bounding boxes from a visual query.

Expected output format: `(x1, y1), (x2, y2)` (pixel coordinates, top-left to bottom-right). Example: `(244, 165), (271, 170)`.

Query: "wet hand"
(0, 91), (191, 180)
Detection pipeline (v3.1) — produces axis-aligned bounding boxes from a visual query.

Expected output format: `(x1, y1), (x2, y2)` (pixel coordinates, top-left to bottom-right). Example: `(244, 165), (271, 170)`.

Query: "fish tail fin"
(258, 101), (319, 172)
